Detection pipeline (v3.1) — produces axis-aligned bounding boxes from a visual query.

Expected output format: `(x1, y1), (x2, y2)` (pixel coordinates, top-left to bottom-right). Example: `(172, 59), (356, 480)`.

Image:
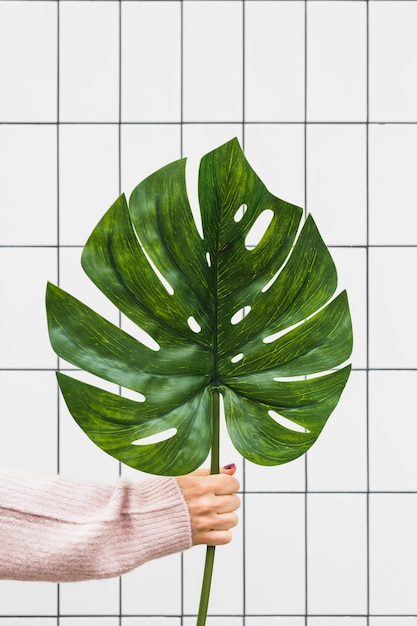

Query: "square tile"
(306, 124), (367, 246)
(369, 370), (417, 491)
(307, 494), (367, 614)
(0, 2), (57, 121)
(183, 2), (243, 122)
(59, 124), (119, 246)
(59, 578), (120, 616)
(121, 2), (181, 122)
(369, 2), (417, 121)
(59, 1), (119, 122)
(121, 553), (182, 615)
(245, 494), (305, 614)
(307, 2), (367, 122)
(245, 1), (305, 122)
(0, 248), (57, 369)
(369, 248), (417, 369)
(0, 371), (58, 475)
(369, 124), (417, 245)
(308, 370), (367, 492)
(0, 125), (57, 246)
(0, 580), (57, 616)
(370, 494), (417, 613)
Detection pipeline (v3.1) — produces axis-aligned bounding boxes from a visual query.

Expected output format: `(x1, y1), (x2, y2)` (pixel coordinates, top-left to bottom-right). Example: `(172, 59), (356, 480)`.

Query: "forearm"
(0, 466), (192, 582)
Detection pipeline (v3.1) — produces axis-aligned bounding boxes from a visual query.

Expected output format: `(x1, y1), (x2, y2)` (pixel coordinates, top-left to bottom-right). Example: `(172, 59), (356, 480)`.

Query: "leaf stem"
(196, 389), (220, 626)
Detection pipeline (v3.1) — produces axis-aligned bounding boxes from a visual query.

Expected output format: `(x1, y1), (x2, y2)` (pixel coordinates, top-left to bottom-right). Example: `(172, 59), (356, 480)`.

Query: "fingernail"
(223, 463), (236, 470)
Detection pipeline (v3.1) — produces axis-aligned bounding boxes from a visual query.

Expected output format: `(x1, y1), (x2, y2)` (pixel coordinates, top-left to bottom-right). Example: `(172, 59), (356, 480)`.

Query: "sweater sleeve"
(0, 466), (193, 582)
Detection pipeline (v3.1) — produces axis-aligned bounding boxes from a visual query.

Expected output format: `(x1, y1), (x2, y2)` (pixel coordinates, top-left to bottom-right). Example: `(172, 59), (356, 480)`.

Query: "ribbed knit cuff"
(124, 476), (193, 564)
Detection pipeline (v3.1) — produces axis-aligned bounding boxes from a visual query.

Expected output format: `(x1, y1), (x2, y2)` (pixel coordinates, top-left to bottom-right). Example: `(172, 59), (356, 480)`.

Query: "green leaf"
(46, 138), (353, 476)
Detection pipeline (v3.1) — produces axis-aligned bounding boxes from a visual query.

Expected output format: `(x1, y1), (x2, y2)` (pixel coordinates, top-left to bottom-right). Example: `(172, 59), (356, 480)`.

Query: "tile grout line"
(240, 0), (247, 626)
(180, 1), (185, 624)
(118, 1), (123, 623)
(304, 1), (309, 623)
(56, 0), (61, 624)
(366, 1), (371, 624)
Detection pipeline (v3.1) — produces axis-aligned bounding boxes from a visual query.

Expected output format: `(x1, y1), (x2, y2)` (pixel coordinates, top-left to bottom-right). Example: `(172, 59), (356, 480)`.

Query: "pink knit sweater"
(0, 466), (192, 582)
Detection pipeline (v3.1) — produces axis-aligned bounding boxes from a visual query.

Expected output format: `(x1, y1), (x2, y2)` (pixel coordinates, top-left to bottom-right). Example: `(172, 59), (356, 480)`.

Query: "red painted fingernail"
(223, 463), (236, 470)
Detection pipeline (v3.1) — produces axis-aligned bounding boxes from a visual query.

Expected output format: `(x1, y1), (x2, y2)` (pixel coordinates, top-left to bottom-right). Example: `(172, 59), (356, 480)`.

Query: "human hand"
(176, 464), (240, 546)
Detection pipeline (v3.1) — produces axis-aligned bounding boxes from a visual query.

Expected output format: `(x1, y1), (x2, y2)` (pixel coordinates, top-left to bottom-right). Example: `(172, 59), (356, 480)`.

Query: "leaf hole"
(231, 352), (244, 363)
(245, 209), (274, 250)
(137, 328), (160, 351)
(187, 316), (201, 333)
(234, 203), (247, 223)
(121, 388), (146, 403)
(132, 427), (177, 446)
(263, 319), (303, 345)
(261, 270), (280, 293)
(122, 317), (161, 352)
(268, 410), (309, 434)
(206, 252), (212, 267)
(263, 329), (286, 344)
(141, 245), (174, 295)
(231, 306), (251, 325)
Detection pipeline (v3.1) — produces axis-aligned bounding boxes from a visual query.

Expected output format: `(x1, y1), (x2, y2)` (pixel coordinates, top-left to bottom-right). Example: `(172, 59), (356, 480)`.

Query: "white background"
(1, 1), (417, 624)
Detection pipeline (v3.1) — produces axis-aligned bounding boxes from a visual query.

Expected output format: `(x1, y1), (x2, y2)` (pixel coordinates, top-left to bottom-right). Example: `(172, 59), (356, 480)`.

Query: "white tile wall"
(307, 494), (368, 615)
(59, 2), (120, 123)
(1, 1), (416, 624)
(306, 124), (367, 246)
(245, 494), (305, 615)
(0, 2), (57, 122)
(306, 1), (367, 122)
(0, 125), (57, 246)
(369, 124), (417, 245)
(245, 2), (305, 122)
(369, 2), (417, 122)
(183, 2), (243, 122)
(370, 495), (417, 614)
(121, 2), (182, 123)
(59, 124), (120, 246)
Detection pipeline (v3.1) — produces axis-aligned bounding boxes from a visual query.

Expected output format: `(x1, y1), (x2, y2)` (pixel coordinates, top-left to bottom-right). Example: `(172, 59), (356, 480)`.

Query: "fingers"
(193, 529), (233, 546)
(214, 493), (241, 515)
(192, 511), (239, 546)
(207, 473), (240, 496)
(176, 465), (241, 547)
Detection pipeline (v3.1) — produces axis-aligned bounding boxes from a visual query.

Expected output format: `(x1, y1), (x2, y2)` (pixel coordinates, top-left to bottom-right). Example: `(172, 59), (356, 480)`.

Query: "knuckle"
(222, 531), (232, 545)
(229, 512), (239, 528)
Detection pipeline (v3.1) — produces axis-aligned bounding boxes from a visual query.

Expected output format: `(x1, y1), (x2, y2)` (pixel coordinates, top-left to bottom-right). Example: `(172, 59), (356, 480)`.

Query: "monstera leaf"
(46, 138), (352, 477)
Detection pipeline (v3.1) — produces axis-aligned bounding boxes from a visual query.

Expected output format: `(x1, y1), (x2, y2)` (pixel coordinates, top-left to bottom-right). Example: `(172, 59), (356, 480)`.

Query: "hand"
(176, 464), (240, 546)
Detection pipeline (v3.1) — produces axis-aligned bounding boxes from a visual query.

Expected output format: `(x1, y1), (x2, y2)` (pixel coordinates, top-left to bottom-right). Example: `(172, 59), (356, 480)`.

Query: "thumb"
(191, 463), (237, 477)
